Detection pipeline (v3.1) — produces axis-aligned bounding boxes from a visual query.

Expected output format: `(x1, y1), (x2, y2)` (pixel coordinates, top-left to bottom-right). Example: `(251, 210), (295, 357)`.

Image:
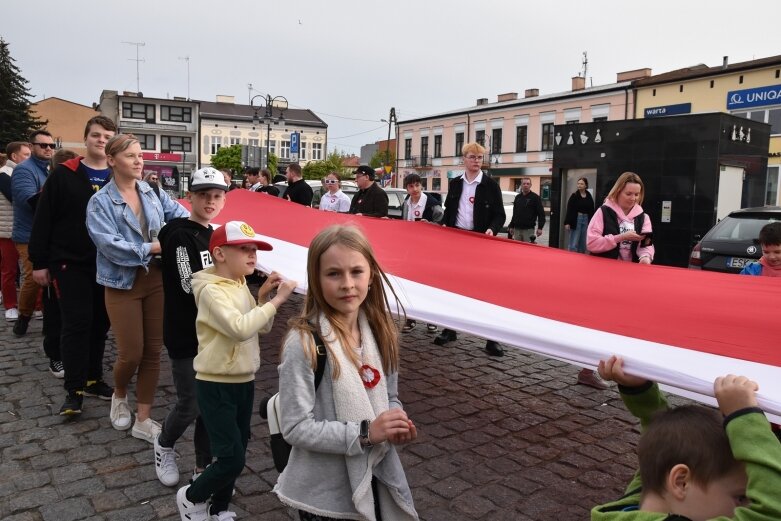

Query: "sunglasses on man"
(33, 143), (57, 150)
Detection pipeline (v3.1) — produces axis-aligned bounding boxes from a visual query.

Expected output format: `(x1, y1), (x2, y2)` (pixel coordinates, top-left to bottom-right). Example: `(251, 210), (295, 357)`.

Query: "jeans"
(52, 263), (110, 392)
(568, 213), (589, 254)
(158, 357), (212, 470)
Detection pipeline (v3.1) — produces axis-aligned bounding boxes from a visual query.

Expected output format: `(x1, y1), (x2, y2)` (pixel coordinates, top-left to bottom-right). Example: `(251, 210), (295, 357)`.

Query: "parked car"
(383, 187), (442, 219)
(500, 191), (518, 232)
(688, 206), (781, 273)
(273, 180), (358, 207)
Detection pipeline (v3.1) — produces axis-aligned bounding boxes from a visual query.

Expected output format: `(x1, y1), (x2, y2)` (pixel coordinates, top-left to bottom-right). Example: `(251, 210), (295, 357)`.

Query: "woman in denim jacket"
(87, 134), (188, 443)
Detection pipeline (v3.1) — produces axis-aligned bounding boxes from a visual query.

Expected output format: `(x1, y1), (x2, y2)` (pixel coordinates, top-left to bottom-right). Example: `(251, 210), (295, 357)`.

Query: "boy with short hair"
(740, 222), (781, 277)
(176, 220), (296, 521)
(592, 355), (781, 520)
(153, 167), (228, 487)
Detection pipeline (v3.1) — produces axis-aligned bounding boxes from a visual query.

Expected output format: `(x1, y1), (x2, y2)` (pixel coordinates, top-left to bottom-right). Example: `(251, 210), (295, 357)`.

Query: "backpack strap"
(311, 328), (328, 390)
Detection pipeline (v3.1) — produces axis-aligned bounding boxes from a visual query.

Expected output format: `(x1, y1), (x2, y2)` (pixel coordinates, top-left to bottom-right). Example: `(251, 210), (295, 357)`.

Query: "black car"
(688, 206), (781, 273)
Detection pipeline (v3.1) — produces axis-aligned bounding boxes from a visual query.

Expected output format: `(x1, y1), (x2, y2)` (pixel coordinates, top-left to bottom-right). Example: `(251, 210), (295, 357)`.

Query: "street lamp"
(251, 94), (288, 171)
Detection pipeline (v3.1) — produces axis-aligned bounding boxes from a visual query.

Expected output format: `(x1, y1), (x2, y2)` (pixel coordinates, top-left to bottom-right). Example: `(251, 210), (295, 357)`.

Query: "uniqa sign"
(726, 84), (781, 110)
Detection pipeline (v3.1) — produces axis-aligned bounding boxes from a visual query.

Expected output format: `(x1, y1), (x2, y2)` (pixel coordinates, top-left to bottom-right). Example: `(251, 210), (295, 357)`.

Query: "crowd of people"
(1, 125), (780, 521)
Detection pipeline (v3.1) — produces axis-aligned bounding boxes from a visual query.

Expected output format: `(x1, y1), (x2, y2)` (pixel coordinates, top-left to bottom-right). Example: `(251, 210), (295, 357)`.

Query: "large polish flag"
(205, 190), (781, 420)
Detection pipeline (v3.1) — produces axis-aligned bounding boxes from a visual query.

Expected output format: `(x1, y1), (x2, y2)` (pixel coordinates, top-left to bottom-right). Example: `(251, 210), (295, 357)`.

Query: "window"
(454, 132), (464, 156)
(475, 130), (485, 147)
(593, 117), (608, 122)
(565, 120), (579, 125)
(311, 142), (323, 160)
(432, 177), (441, 191)
(122, 102), (155, 122)
(767, 166), (780, 206)
(160, 105), (192, 122)
(420, 136), (429, 159)
(404, 138), (412, 159)
(210, 136), (221, 155)
(710, 80), (715, 88)
(739, 108), (781, 134)
(541, 123), (555, 151)
(162, 135), (191, 152)
(136, 134), (155, 150)
(248, 138), (259, 147)
(280, 140), (291, 159)
(433, 135), (442, 158)
(269, 140), (277, 155)
(515, 126), (527, 152)
(491, 128), (502, 154)
(229, 137), (241, 146)
(300, 141), (307, 160)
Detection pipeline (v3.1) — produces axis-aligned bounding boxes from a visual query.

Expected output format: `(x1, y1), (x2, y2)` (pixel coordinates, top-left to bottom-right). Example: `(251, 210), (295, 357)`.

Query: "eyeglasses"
(355, 173), (367, 178)
(324, 179), (338, 185)
(33, 143), (57, 150)
(465, 155), (483, 161)
(149, 177), (159, 182)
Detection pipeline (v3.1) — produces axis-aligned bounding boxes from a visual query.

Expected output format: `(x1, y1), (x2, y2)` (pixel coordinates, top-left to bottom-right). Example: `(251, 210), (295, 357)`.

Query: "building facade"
(30, 97), (99, 156)
(199, 96), (327, 173)
(98, 90), (199, 195)
(633, 54), (781, 205)
(395, 71), (647, 203)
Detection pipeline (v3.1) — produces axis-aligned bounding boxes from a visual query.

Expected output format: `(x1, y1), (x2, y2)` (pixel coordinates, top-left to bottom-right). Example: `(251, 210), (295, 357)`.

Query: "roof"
(31, 97), (97, 110)
(634, 54), (781, 87)
(198, 100), (327, 128)
(398, 82), (632, 125)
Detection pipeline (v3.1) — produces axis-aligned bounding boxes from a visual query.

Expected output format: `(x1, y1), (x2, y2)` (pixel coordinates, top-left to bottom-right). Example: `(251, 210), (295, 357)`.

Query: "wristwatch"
(359, 419), (372, 447)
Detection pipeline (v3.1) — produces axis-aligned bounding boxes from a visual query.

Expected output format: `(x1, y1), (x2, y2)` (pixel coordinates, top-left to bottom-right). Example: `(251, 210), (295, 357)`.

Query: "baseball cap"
(353, 165), (375, 180)
(208, 221), (273, 253)
(190, 167), (229, 192)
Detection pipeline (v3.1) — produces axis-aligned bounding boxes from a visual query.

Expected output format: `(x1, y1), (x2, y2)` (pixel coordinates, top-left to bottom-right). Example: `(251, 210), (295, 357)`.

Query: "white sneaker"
(5, 308), (18, 322)
(154, 434), (180, 486)
(132, 417), (162, 443)
(110, 394), (132, 431)
(177, 485), (209, 521)
(33, 310), (43, 320)
(210, 511), (237, 521)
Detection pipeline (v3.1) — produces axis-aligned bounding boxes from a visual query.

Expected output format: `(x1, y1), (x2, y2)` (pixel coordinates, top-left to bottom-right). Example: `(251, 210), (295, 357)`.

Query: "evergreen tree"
(0, 38), (45, 149)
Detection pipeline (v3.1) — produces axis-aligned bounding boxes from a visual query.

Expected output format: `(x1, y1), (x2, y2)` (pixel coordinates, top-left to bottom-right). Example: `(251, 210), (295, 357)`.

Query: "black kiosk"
(549, 113), (770, 267)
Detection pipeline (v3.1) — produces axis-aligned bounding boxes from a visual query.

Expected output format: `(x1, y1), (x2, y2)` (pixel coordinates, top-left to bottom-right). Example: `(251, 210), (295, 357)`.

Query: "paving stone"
(9, 486), (59, 512)
(40, 497), (94, 521)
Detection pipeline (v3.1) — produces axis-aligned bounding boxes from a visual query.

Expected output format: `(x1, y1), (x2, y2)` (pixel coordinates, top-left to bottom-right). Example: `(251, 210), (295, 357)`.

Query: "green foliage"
(302, 158), (339, 180)
(267, 152), (278, 176)
(369, 147), (396, 170)
(210, 144), (242, 172)
(0, 38), (45, 149)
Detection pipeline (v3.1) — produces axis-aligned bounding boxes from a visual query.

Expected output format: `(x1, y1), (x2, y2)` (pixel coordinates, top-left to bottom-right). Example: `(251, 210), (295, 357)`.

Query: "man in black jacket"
(508, 177), (545, 243)
(29, 116), (117, 415)
(436, 142), (506, 356)
(283, 163), (313, 206)
(349, 165), (389, 217)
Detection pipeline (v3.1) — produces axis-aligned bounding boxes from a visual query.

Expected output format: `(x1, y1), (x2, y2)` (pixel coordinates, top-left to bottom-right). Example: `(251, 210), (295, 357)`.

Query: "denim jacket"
(87, 179), (189, 289)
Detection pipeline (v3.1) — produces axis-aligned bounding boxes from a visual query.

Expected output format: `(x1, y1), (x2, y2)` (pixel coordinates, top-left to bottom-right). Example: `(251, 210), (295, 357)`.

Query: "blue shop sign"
(644, 103), (692, 118)
(727, 84), (781, 110)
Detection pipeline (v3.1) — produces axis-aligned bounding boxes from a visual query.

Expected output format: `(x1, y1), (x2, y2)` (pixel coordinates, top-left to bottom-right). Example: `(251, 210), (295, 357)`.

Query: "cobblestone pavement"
(0, 294), (681, 521)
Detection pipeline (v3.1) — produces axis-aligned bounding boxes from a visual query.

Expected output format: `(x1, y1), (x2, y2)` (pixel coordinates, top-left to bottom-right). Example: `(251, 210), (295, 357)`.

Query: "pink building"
(396, 70), (650, 204)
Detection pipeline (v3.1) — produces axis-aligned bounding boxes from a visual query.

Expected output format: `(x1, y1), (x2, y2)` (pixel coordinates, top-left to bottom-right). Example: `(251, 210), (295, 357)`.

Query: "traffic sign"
(384, 165), (392, 174)
(291, 132), (300, 154)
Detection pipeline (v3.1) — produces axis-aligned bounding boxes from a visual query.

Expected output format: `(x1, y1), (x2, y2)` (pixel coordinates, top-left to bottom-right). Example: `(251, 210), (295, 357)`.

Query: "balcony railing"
(399, 156), (433, 168)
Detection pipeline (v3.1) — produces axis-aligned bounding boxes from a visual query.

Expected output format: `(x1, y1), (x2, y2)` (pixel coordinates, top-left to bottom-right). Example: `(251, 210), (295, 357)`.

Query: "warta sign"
(727, 84), (781, 110)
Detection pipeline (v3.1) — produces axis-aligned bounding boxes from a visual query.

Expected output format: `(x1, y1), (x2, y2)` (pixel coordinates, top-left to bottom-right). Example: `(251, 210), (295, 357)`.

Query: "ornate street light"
(251, 94), (288, 170)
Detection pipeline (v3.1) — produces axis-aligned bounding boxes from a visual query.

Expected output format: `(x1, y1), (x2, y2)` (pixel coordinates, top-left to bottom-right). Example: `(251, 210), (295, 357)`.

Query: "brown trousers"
(104, 265), (163, 405)
(14, 243), (41, 317)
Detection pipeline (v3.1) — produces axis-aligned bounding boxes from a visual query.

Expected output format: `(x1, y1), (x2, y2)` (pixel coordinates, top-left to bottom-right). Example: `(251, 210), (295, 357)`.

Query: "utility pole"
(178, 56), (190, 100)
(122, 41), (145, 92)
(385, 107), (397, 185)
(248, 83), (253, 105)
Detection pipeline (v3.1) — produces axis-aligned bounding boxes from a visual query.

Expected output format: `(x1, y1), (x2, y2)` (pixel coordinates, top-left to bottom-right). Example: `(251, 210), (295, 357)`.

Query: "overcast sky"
(3, 0), (780, 155)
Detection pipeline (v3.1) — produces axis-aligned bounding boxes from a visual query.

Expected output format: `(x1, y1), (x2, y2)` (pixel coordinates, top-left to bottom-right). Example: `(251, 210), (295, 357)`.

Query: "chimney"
(524, 88), (539, 98)
(616, 68), (652, 82)
(497, 92), (518, 102)
(216, 95), (235, 104)
(476, 97), (489, 106)
(571, 76), (586, 91)
(723, 56), (729, 69)
(122, 91), (138, 97)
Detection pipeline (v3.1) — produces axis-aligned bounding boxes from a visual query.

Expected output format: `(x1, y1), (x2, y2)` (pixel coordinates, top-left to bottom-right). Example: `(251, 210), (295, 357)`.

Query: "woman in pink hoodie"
(577, 172), (654, 390)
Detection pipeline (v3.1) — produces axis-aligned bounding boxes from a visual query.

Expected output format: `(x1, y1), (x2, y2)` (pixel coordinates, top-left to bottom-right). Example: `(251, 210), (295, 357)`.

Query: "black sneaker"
(49, 359), (65, 378)
(59, 391), (84, 416)
(12, 314), (30, 337)
(84, 380), (113, 400)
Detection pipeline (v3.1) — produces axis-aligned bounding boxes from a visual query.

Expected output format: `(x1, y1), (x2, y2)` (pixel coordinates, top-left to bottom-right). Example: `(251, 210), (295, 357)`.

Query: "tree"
(302, 152), (346, 180)
(369, 147), (396, 170)
(0, 38), (45, 149)
(267, 152), (278, 177)
(209, 144), (242, 172)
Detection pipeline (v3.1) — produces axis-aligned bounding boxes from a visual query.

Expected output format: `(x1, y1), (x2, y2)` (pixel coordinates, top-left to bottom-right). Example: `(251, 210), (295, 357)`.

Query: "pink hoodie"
(586, 198), (654, 262)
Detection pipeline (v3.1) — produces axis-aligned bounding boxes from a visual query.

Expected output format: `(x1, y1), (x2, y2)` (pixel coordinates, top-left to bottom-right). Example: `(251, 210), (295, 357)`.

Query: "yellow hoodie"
(191, 266), (276, 383)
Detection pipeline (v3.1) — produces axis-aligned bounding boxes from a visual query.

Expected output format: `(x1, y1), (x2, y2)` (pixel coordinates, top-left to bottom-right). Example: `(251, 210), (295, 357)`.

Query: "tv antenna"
(123, 41), (146, 92)
(179, 56), (191, 100)
(581, 51), (590, 86)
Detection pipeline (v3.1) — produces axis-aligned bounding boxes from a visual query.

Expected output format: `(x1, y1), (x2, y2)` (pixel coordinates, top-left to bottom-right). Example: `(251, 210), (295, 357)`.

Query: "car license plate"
(727, 257), (753, 268)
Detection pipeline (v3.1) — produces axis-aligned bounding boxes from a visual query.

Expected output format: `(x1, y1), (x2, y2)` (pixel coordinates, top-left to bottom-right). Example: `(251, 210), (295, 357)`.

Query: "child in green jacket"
(591, 356), (781, 521)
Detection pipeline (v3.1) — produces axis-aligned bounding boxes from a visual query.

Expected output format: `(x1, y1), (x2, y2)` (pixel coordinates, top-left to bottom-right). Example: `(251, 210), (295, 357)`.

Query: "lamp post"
(384, 107), (397, 186)
(251, 94), (288, 171)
